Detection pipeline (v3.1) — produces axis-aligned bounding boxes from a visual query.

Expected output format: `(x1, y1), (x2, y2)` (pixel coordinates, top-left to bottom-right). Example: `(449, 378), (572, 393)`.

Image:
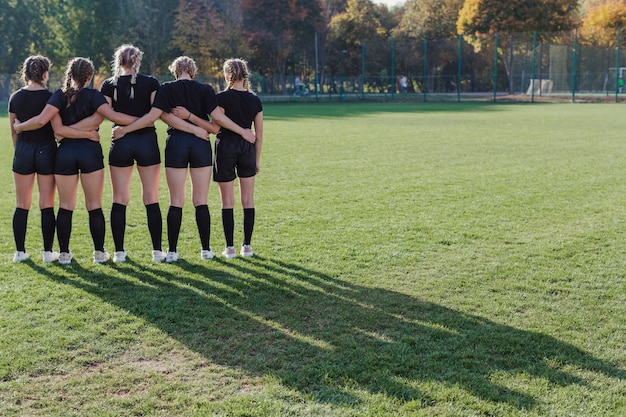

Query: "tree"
(395, 0), (464, 40)
(457, 0), (579, 93)
(580, 0), (626, 47)
(326, 0), (389, 78)
(115, 0), (179, 75)
(242, 0), (323, 93)
(172, 0), (228, 76)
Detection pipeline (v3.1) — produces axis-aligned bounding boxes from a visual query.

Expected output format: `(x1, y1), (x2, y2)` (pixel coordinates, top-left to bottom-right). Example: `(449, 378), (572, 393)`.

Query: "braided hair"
(223, 58), (251, 92)
(168, 56), (197, 79)
(21, 55), (51, 86)
(111, 44), (143, 101)
(62, 57), (94, 107)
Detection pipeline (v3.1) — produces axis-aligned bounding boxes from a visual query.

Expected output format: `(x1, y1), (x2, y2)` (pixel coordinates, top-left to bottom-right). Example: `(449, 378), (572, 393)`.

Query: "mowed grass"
(0, 101), (625, 416)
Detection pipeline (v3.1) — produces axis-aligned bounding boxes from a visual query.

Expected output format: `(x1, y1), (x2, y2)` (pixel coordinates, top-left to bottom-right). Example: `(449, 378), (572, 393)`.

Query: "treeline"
(1, 0), (624, 94)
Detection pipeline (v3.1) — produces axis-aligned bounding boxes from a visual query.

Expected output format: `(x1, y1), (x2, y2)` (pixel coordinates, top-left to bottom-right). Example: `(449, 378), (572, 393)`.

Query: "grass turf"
(0, 101), (624, 416)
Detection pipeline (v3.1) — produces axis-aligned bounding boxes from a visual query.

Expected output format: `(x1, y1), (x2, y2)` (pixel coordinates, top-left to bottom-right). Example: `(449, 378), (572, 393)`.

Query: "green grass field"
(0, 102), (625, 416)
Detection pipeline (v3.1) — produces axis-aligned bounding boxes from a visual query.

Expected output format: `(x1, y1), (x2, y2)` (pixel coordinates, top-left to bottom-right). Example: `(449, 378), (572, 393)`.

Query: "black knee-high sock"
(41, 207), (56, 252)
(57, 208), (73, 253)
(13, 208), (29, 252)
(167, 206), (183, 252)
(243, 208), (255, 246)
(110, 203), (126, 252)
(222, 208), (234, 247)
(145, 203), (162, 251)
(195, 204), (211, 250)
(88, 208), (106, 252)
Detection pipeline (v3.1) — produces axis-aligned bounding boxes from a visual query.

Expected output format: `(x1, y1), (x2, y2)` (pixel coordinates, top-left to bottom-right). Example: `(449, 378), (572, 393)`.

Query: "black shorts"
(109, 130), (161, 167)
(213, 136), (256, 182)
(164, 132), (212, 168)
(12, 140), (57, 175)
(55, 139), (104, 175)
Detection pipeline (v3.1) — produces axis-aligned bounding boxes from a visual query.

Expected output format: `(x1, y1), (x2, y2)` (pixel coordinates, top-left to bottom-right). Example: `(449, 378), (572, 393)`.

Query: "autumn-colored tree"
(457, 0), (579, 93)
(457, 0), (579, 42)
(580, 0), (626, 47)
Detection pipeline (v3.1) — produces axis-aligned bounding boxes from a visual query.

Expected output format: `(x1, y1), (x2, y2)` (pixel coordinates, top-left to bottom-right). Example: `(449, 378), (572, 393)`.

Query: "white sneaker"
(240, 244), (254, 257)
(42, 251), (60, 263)
(152, 250), (167, 262)
(222, 246), (237, 259)
(200, 249), (215, 260)
(93, 250), (111, 263)
(58, 252), (73, 265)
(13, 251), (30, 262)
(165, 251), (178, 263)
(113, 251), (126, 263)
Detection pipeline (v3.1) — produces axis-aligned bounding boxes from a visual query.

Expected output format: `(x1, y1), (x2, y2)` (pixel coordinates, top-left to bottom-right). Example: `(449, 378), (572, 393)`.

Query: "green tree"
(395, 0), (464, 40)
(326, 0), (389, 78)
(115, 0), (178, 75)
(242, 0), (323, 93)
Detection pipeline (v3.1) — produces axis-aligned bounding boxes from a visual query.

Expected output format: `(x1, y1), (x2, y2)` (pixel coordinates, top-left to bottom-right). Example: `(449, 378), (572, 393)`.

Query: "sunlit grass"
(0, 102), (624, 416)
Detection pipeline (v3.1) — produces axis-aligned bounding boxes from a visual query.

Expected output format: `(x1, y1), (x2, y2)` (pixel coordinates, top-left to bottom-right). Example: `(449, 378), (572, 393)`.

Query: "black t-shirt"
(47, 88), (107, 127)
(216, 89), (262, 140)
(152, 79), (218, 134)
(8, 88), (55, 143)
(100, 74), (159, 117)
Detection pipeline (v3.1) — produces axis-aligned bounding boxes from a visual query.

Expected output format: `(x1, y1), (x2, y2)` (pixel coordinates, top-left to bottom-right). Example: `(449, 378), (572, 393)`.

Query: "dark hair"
(62, 57), (94, 107)
(21, 55), (51, 86)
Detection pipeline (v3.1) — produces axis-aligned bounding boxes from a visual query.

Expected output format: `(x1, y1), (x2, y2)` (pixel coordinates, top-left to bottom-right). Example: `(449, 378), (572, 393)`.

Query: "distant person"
(294, 76), (301, 96)
(400, 75), (407, 94)
(173, 58), (263, 258)
(100, 44), (165, 263)
(8, 55), (58, 263)
(112, 56), (255, 262)
(14, 57), (138, 264)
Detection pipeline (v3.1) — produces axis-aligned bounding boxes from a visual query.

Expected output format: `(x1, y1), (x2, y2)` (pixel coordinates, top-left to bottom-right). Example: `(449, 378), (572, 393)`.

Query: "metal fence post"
(457, 34), (462, 102)
(493, 33), (499, 103)
(531, 31), (537, 103)
(572, 29), (577, 103)
(361, 40), (365, 99)
(391, 38), (395, 100)
(423, 36), (428, 102)
(615, 27), (621, 102)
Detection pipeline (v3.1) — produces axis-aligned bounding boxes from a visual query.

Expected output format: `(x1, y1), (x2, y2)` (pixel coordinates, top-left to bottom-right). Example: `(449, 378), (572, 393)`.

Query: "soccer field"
(1, 102), (625, 416)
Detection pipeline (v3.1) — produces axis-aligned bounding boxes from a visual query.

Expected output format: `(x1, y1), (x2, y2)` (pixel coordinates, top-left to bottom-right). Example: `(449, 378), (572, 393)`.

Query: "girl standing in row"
(8, 56), (58, 262)
(100, 45), (165, 262)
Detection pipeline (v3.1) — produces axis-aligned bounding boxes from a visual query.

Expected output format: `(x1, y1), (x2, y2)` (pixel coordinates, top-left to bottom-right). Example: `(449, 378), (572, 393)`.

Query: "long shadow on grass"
(28, 257), (624, 410)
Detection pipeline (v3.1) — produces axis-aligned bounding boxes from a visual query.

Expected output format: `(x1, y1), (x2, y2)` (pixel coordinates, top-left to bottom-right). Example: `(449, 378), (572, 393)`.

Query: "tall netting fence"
(3, 30), (626, 103)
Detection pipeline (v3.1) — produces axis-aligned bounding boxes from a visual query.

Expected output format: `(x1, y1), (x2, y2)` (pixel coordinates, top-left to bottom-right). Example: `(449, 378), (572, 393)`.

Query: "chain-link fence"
(4, 30), (626, 104)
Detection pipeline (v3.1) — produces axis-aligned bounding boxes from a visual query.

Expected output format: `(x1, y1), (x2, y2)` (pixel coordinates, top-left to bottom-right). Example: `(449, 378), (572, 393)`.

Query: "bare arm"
(70, 113), (104, 131)
(254, 111), (264, 172)
(51, 114), (99, 142)
(13, 104), (58, 133)
(111, 107), (162, 140)
(96, 103), (138, 126)
(160, 112), (209, 140)
(171, 106), (220, 134)
(210, 108), (256, 143)
(9, 113), (18, 147)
